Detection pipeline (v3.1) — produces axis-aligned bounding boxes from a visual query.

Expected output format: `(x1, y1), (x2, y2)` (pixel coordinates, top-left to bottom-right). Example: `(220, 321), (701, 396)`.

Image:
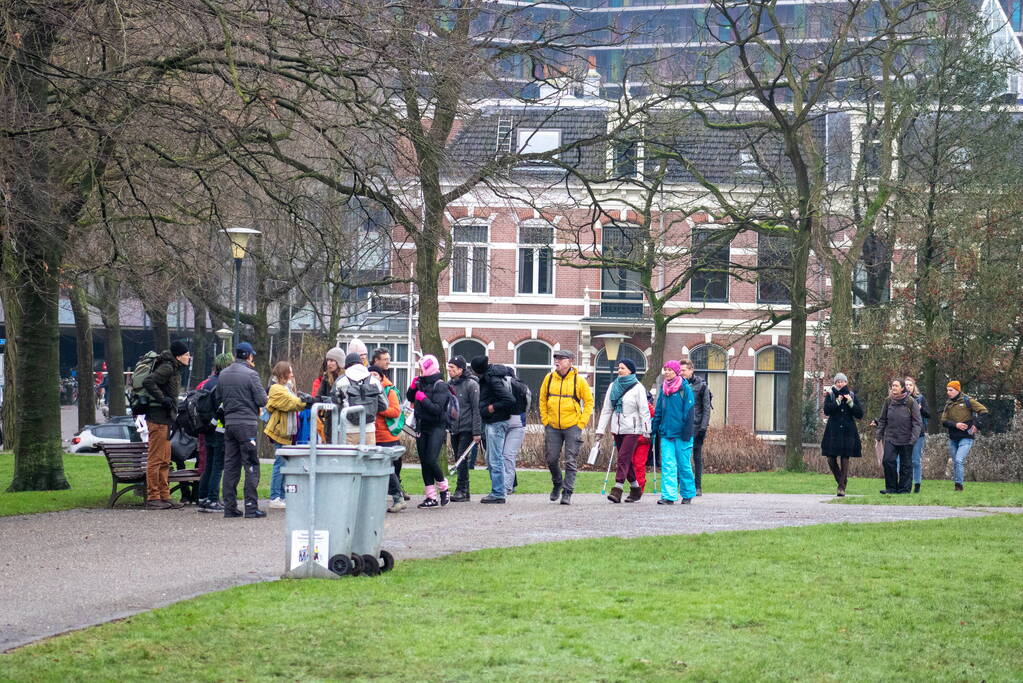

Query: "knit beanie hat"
(470, 356), (489, 375)
(347, 338), (368, 357)
(325, 347), (346, 366)
(947, 380), (961, 392)
(833, 372), (848, 383)
(663, 360), (682, 374)
(448, 355), (467, 371)
(344, 352), (362, 369)
(419, 354), (440, 376)
(170, 340), (189, 358)
(619, 358), (637, 374)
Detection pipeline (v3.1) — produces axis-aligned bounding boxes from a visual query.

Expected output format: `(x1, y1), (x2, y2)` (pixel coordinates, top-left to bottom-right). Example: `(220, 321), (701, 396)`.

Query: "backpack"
(173, 387), (219, 437)
(505, 375), (532, 415)
(383, 386), (406, 436)
(445, 384), (460, 431)
(341, 376), (384, 426)
(129, 351), (160, 415)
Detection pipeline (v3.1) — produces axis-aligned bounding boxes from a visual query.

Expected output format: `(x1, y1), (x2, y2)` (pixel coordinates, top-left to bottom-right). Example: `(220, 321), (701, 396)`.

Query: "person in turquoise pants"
(651, 360), (696, 504)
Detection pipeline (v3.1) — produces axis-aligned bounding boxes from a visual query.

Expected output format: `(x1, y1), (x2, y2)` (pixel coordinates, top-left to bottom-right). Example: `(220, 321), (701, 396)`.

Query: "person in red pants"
(626, 392), (656, 501)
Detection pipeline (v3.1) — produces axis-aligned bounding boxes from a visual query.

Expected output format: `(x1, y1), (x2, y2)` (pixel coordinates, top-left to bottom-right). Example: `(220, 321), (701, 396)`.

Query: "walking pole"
(600, 440), (616, 497)
(448, 442), (477, 477)
(651, 437), (658, 495)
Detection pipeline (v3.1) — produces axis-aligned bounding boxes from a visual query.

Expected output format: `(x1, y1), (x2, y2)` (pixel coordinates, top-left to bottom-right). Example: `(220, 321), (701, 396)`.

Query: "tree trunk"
(645, 310), (667, 390)
(68, 284), (96, 431)
(189, 298), (208, 390)
(146, 302), (170, 352)
(415, 238), (444, 362)
(98, 276), (126, 416)
(784, 228), (812, 472)
(829, 261), (855, 374)
(0, 247), (20, 453)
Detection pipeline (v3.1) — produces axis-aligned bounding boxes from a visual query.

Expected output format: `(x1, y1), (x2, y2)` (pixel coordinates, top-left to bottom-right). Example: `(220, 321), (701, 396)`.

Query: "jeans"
(270, 443), (285, 500)
(503, 418), (525, 495)
(544, 425), (582, 493)
(947, 437), (974, 485)
(483, 420), (510, 498)
(660, 437), (695, 501)
(197, 432), (224, 502)
(911, 434), (926, 485)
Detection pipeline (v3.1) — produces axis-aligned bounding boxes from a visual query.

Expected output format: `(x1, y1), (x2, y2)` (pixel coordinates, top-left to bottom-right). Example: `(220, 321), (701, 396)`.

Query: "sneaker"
(224, 507), (244, 518)
(696, 488), (703, 497)
(439, 489), (449, 506)
(656, 498), (675, 505)
(879, 489), (893, 495)
(450, 490), (470, 502)
(550, 483), (563, 502)
(480, 494), (506, 504)
(199, 500), (224, 513)
(145, 499), (173, 510)
(269, 497), (287, 509)
(418, 498), (440, 509)
(954, 483), (964, 491)
(244, 508), (266, 518)
(837, 488), (846, 497)
(161, 499), (185, 509)
(681, 498), (693, 505)
(560, 491), (572, 506)
(387, 499), (407, 513)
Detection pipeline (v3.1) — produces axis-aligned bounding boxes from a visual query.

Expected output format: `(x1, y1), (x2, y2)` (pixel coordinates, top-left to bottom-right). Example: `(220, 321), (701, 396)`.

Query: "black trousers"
(417, 426), (447, 487)
(692, 430), (706, 489)
(883, 442), (913, 493)
(379, 439), (403, 498)
(222, 423), (260, 510)
(450, 431), (477, 491)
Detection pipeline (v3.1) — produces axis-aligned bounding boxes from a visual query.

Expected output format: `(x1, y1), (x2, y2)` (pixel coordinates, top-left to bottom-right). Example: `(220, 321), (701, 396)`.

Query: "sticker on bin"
(290, 530), (329, 570)
(285, 484), (298, 494)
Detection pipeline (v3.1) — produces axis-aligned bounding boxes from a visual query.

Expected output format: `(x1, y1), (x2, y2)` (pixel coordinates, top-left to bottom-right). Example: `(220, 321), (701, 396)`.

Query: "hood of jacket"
(345, 364), (369, 382)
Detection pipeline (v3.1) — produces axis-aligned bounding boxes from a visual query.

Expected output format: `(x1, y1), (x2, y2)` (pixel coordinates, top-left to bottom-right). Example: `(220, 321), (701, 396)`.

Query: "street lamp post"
(215, 327), (234, 356)
(223, 228), (261, 349)
(594, 332), (629, 393)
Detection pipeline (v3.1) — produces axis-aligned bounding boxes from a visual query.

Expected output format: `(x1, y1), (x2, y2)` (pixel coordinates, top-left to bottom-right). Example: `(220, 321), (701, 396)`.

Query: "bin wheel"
(379, 550), (395, 573)
(361, 553), (381, 577)
(349, 553), (363, 577)
(328, 554), (352, 577)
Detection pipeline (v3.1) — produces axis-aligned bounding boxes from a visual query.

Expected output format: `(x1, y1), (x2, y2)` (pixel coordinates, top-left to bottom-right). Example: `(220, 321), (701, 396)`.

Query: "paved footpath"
(1, 493), (1018, 651)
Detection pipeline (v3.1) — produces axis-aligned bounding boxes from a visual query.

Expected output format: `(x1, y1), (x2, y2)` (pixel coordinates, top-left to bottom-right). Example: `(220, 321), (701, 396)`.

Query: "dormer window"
(737, 149), (759, 177)
(517, 129), (561, 156)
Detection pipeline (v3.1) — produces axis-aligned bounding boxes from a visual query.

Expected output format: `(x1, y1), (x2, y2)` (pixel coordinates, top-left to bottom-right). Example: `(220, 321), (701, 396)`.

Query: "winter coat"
(478, 364), (516, 424)
(539, 368), (594, 430)
(141, 351), (183, 425)
(687, 375), (713, 434)
(333, 364), (386, 431)
(820, 387), (864, 458)
(912, 393), (931, 431)
(596, 382), (651, 436)
(940, 393), (989, 440)
(215, 360), (268, 428)
(407, 373), (450, 431)
(374, 376), (403, 444)
(651, 381), (695, 440)
(264, 383), (307, 446)
(875, 392), (922, 446)
(448, 375), (481, 436)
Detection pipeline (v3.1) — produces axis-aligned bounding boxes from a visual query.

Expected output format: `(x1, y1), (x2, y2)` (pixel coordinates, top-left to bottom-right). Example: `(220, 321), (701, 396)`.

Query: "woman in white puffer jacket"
(595, 358), (651, 503)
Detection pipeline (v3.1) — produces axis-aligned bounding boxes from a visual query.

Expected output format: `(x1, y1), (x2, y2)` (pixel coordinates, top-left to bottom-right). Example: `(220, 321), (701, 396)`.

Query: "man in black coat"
(215, 342), (268, 518)
(142, 340), (190, 510)
(680, 360), (712, 496)
(470, 355), (516, 504)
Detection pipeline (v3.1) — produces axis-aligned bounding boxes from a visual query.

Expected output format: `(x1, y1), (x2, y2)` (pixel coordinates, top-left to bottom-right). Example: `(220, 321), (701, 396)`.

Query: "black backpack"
(341, 376), (385, 425)
(445, 384), (460, 431)
(505, 375), (532, 415)
(173, 387), (219, 437)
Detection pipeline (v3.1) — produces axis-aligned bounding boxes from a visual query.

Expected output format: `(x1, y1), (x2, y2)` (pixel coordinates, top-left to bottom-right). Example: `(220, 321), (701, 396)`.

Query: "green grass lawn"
(4, 514), (1021, 680)
(2, 453), (1020, 516)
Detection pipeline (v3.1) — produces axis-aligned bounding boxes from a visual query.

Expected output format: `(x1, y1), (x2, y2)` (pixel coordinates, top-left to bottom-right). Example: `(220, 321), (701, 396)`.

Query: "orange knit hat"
(947, 380), (961, 392)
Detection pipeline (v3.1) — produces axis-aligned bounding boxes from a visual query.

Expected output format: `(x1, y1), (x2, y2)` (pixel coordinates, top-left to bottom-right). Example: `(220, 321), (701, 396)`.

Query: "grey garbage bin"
(350, 445), (405, 575)
(281, 404), (365, 579)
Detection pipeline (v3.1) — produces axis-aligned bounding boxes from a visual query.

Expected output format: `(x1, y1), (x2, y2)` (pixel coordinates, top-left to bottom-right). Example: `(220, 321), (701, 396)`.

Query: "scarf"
(662, 374), (683, 396)
(609, 374), (639, 413)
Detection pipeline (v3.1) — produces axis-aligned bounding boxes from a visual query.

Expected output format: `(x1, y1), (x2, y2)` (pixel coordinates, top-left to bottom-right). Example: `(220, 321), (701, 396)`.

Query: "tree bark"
(98, 276), (126, 416)
(784, 227), (812, 472)
(68, 284), (96, 432)
(0, 245), (20, 453)
(829, 261), (855, 374)
(415, 231), (445, 362)
(189, 298), (208, 390)
(145, 302), (170, 352)
(645, 311), (667, 391)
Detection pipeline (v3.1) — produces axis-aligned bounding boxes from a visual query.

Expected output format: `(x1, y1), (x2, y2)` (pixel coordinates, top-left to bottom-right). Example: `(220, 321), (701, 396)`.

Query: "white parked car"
(69, 419), (142, 453)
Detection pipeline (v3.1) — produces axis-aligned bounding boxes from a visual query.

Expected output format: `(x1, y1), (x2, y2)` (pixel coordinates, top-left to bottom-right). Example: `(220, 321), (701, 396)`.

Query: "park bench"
(100, 442), (200, 508)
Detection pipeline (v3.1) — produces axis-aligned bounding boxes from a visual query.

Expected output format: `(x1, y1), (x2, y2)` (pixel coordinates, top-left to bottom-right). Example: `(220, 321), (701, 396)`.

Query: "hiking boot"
(387, 499), (407, 513)
(560, 491), (572, 505)
(223, 507), (243, 518)
(607, 487), (623, 504)
(550, 483), (563, 502)
(161, 499), (185, 509)
(914, 483), (921, 493)
(955, 483), (964, 491)
(418, 497), (440, 509)
(145, 499), (172, 510)
(439, 489), (450, 506)
(656, 498), (675, 505)
(681, 498), (693, 505)
(451, 489), (470, 502)
(625, 485), (642, 503)
(480, 494), (506, 504)
(879, 489), (893, 495)
(244, 508), (266, 518)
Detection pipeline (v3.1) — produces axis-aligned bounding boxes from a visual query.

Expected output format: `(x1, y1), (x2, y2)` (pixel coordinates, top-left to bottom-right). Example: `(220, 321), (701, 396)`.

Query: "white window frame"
(514, 340), (553, 416)
(450, 223), (489, 295)
(517, 129), (561, 156)
(516, 221), (556, 296)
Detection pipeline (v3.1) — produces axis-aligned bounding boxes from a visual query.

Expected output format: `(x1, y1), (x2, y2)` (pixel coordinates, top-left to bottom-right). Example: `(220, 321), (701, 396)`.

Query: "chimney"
(582, 55), (601, 98)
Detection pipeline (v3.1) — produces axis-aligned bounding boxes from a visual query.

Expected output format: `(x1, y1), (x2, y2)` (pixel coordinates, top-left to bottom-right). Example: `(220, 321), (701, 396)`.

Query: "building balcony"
(582, 288), (652, 325)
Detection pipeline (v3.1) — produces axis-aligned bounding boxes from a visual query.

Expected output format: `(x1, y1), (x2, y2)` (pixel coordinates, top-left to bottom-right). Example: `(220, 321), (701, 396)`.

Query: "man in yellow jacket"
(539, 350), (594, 505)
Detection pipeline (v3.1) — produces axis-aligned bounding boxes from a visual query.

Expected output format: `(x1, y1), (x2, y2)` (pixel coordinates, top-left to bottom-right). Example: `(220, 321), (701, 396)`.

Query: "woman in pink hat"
(406, 355), (452, 508)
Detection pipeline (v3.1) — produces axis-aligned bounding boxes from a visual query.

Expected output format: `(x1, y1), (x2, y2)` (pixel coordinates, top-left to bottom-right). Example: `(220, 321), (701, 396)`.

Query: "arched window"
(514, 341), (552, 417)
(594, 342), (647, 402)
(691, 344), (727, 427)
(450, 339), (487, 367)
(754, 346), (790, 433)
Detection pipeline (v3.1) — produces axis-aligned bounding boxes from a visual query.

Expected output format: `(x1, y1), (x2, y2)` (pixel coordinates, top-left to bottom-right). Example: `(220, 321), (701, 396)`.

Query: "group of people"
(819, 374), (988, 495)
(139, 336), (986, 517)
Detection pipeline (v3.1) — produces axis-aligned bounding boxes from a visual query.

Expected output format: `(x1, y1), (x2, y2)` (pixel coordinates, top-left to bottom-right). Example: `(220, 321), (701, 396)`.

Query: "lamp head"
(223, 227), (261, 259)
